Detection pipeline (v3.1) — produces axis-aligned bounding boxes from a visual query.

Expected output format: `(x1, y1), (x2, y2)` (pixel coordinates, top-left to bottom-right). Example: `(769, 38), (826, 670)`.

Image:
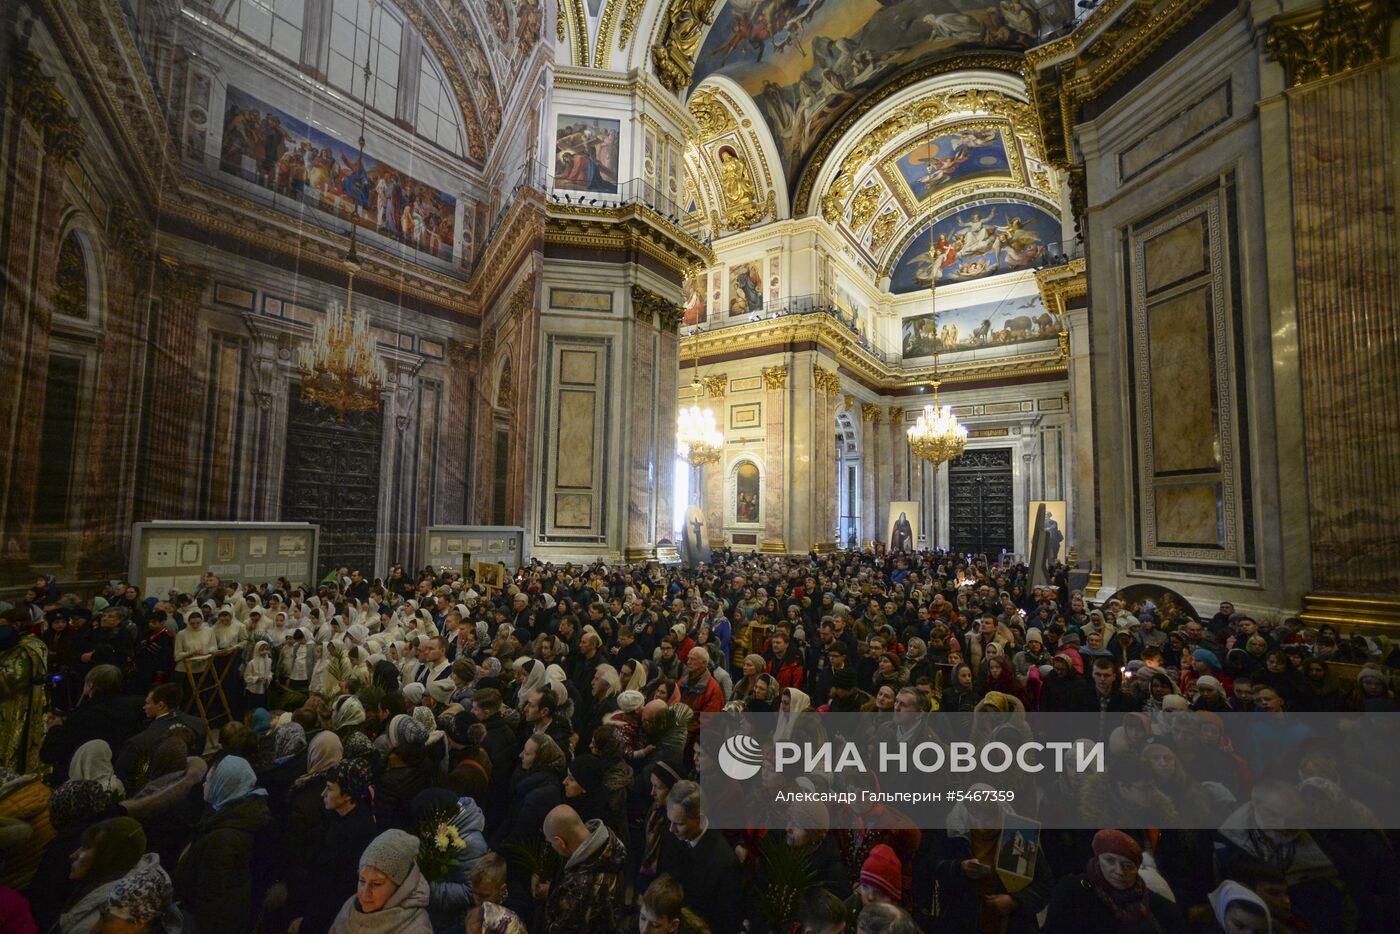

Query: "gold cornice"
(793, 52), (1026, 216)
(1265, 0), (1397, 88)
(1035, 259), (1088, 316)
(544, 202), (714, 274)
(1025, 0), (1222, 167)
(472, 190), (547, 310)
(167, 178), (475, 312)
(679, 313), (1069, 391)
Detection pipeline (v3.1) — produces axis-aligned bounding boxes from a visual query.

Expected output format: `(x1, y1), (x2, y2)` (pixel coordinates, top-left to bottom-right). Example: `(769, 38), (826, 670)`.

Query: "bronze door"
(948, 448), (1013, 557)
(281, 391), (383, 578)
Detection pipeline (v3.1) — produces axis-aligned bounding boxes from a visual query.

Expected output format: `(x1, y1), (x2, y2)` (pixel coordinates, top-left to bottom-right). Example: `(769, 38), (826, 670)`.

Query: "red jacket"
(679, 673), (724, 714)
(768, 652), (805, 691)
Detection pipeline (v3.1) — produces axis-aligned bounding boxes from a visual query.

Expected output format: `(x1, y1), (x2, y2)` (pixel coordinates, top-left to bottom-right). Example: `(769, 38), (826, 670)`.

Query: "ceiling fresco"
(690, 0), (1068, 193)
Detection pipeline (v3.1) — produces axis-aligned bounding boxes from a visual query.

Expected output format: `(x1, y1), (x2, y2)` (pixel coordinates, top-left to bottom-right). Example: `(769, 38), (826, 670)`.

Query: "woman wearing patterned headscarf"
(173, 756), (273, 934)
(294, 758), (379, 934)
(48, 816), (147, 933)
(29, 779), (113, 926)
(95, 857), (180, 933)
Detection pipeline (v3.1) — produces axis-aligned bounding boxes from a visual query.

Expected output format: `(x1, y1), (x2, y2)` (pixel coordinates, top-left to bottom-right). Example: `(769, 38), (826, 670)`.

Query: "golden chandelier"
(906, 140), (967, 467)
(296, 260), (386, 421)
(677, 330), (723, 465)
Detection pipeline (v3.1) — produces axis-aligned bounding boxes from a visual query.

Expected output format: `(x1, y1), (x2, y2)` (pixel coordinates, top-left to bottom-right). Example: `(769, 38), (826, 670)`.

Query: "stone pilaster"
(1271, 15), (1400, 621)
(138, 260), (210, 519)
(761, 365), (787, 552)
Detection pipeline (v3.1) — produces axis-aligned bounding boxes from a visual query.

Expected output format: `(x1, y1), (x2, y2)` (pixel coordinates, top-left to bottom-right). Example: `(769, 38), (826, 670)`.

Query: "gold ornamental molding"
(1036, 258), (1088, 316)
(680, 313), (1069, 392)
(544, 202), (714, 276)
(157, 257), (211, 304)
(1024, 0), (1221, 166)
(888, 406), (904, 423)
(1300, 593), (1400, 634)
(652, 0), (718, 95)
(688, 88), (738, 140)
(702, 374), (728, 397)
(843, 393), (856, 410)
(10, 49), (87, 164)
(794, 53), (1027, 216)
(1266, 0), (1397, 88)
(763, 365), (790, 390)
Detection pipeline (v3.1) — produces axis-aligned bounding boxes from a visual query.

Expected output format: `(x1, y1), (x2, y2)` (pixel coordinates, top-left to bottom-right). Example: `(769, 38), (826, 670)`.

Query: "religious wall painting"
(887, 501), (920, 553)
(889, 201), (1061, 293)
(901, 293), (1057, 358)
(887, 127), (1012, 204)
(833, 286), (869, 340)
(728, 260), (765, 316)
(1028, 500), (1067, 563)
(683, 273), (708, 325)
(219, 87), (456, 260)
(693, 0), (1049, 182)
(554, 115), (620, 193)
(735, 461), (760, 523)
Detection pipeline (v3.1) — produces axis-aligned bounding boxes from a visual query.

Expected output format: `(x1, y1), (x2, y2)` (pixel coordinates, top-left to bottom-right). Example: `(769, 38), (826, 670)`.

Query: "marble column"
(139, 261), (210, 520)
(813, 367), (841, 550)
(654, 324), (680, 557)
(1273, 40), (1400, 619)
(1064, 308), (1098, 571)
(625, 297), (658, 561)
(0, 50), (85, 560)
(889, 407), (906, 501)
(440, 341), (474, 524)
(861, 404), (883, 544)
(761, 365), (787, 552)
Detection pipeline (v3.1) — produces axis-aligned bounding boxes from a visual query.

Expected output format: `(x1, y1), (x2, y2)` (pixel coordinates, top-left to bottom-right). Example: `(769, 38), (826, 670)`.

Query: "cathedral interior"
(0, 0), (1396, 627)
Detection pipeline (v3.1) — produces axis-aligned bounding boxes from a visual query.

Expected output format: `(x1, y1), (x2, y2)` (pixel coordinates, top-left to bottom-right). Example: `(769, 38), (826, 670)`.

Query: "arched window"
(415, 55), (464, 155)
(836, 411), (861, 546)
(221, 0), (305, 61)
(328, 0), (401, 116)
(54, 231), (89, 320)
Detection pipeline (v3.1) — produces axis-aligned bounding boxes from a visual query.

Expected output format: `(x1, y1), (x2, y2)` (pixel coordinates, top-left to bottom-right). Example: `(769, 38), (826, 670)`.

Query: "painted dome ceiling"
(690, 0), (1071, 195)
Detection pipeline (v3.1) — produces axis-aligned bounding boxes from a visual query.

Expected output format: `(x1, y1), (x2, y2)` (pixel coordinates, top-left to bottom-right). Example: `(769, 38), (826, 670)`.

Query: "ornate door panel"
(948, 448), (1013, 557)
(281, 391), (383, 578)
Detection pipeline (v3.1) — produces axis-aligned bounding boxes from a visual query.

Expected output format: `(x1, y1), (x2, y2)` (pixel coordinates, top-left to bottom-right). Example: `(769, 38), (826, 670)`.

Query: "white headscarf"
(1208, 880), (1271, 931)
(70, 740), (124, 797)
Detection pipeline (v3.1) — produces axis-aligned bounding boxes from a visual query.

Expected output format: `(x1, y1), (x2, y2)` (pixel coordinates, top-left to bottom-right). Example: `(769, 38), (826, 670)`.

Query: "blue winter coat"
(426, 796), (490, 934)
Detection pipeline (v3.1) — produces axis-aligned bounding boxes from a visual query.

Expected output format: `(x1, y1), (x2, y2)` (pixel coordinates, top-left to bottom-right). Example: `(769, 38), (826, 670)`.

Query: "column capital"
(762, 365), (788, 391)
(11, 48), (86, 164)
(861, 403), (883, 424)
(811, 366), (839, 395)
(702, 374), (727, 398)
(1266, 0), (1396, 88)
(888, 406), (904, 423)
(157, 257), (210, 304)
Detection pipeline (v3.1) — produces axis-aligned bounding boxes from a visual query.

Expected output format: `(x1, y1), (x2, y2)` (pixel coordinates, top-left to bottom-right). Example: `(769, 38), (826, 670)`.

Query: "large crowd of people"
(0, 548), (1396, 933)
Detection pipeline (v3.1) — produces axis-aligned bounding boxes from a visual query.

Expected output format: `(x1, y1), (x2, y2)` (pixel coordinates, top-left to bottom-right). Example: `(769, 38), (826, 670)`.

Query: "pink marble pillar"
(762, 365), (787, 551)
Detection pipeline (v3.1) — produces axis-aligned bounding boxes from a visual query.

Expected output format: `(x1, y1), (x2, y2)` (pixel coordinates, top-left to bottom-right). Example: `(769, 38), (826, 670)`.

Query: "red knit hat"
(1092, 829), (1142, 865)
(859, 844), (902, 901)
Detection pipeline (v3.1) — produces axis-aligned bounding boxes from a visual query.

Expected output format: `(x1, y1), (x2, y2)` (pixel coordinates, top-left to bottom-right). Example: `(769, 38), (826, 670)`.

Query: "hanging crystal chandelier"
(907, 138), (968, 465)
(296, 260), (387, 421)
(677, 332), (723, 465)
(296, 33), (387, 423)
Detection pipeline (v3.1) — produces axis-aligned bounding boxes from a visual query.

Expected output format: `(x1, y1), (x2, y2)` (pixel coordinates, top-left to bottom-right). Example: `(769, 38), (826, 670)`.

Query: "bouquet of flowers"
(416, 812), (466, 881)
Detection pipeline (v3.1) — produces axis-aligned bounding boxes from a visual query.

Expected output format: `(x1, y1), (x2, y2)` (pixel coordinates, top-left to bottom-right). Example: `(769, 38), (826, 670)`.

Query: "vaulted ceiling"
(688, 0), (1072, 198)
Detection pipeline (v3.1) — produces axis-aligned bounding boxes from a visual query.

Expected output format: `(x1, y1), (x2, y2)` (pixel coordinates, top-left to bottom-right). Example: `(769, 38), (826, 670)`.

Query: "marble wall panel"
(1143, 217), (1208, 293)
(556, 389), (596, 488)
(1146, 286), (1218, 473)
(1155, 482), (1223, 546)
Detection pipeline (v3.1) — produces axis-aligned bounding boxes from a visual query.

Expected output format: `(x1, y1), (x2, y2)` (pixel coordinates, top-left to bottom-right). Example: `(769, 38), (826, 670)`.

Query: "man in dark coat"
(657, 781), (744, 933)
(39, 663), (141, 782)
(114, 682), (209, 785)
(471, 688), (520, 832)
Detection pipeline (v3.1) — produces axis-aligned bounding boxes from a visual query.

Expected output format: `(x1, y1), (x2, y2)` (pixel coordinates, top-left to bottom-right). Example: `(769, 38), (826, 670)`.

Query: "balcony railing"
(684, 291), (897, 364)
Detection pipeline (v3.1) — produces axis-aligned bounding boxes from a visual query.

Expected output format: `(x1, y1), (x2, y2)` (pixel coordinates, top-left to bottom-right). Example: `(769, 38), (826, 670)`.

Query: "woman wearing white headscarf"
(514, 658), (548, 714)
(70, 740), (124, 798)
(545, 663), (577, 724)
(174, 609), (218, 674)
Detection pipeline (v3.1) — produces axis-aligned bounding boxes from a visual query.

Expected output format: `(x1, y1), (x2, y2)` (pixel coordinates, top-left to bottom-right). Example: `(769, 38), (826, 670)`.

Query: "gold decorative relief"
(1266, 0), (1395, 88)
(869, 209), (899, 254)
(702, 374), (728, 397)
(861, 403), (883, 423)
(888, 406), (904, 423)
(843, 393), (855, 410)
(688, 89), (737, 139)
(762, 365), (789, 390)
(849, 183), (884, 231)
(652, 0), (717, 94)
(629, 284), (683, 329)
